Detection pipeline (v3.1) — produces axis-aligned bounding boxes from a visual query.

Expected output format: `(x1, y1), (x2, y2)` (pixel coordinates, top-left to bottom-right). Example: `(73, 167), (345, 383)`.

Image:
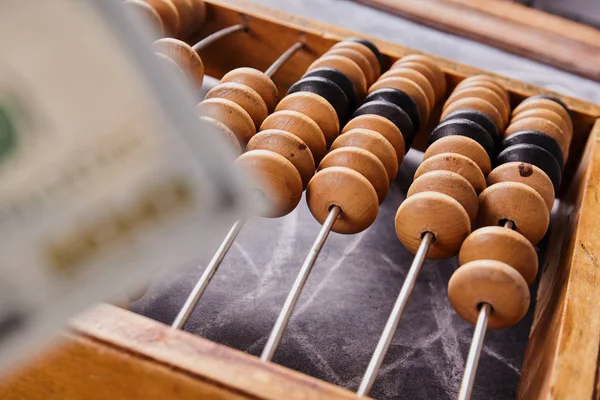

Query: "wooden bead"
(512, 98), (572, 132)
(197, 98), (255, 145)
(236, 150), (303, 218)
(190, 0), (207, 28)
(381, 68), (435, 112)
(415, 153), (486, 193)
(369, 77), (430, 124)
(169, 0), (194, 36)
(442, 109), (500, 145)
(408, 171), (478, 222)
(364, 88), (420, 133)
(497, 144), (562, 190)
(395, 192), (471, 259)
(446, 86), (509, 127)
(124, 0), (165, 37)
(428, 118), (495, 160)
(205, 82), (268, 130)
(448, 260), (530, 329)
(308, 55), (367, 99)
(153, 38), (204, 88)
(487, 162), (555, 211)
(155, 53), (186, 80)
(319, 147), (389, 203)
(456, 75), (510, 105)
(221, 68), (278, 113)
(246, 130), (315, 188)
(459, 227), (538, 284)
(307, 166), (379, 234)
(260, 110), (327, 162)
(144, 0), (180, 37)
(505, 117), (569, 159)
(332, 41), (381, 79)
(288, 77), (350, 124)
(425, 135), (490, 176)
(332, 128), (398, 184)
(391, 60), (442, 101)
(503, 130), (564, 170)
(478, 181), (550, 244)
(345, 38), (384, 72)
(511, 108), (572, 139)
(326, 48), (376, 87)
(199, 116), (241, 155)
(275, 92), (340, 146)
(304, 68), (357, 111)
(442, 97), (504, 132)
(393, 54), (447, 100)
(342, 114), (406, 163)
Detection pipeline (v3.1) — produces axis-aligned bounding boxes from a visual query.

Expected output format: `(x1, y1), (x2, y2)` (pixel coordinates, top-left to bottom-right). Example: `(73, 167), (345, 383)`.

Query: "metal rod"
(192, 24), (247, 52)
(357, 232), (435, 396)
(503, 219), (514, 230)
(260, 205), (341, 362)
(264, 41), (304, 78)
(458, 303), (491, 400)
(171, 220), (245, 329)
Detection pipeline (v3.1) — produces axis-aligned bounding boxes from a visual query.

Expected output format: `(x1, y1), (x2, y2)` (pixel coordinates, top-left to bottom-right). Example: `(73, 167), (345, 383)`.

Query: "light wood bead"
(393, 54), (447, 100)
(424, 135), (491, 176)
(153, 38), (204, 88)
(415, 152), (486, 193)
(442, 97), (504, 132)
(124, 0), (165, 37)
(332, 128), (398, 184)
(307, 166), (379, 234)
(391, 60), (442, 101)
(478, 181), (550, 245)
(380, 68), (436, 113)
(197, 98), (255, 145)
(169, 0), (194, 36)
(144, 0), (181, 37)
(342, 114), (405, 163)
(456, 75), (510, 105)
(459, 227), (538, 284)
(199, 116), (241, 155)
(408, 171), (478, 222)
(326, 48), (376, 88)
(246, 130), (315, 188)
(236, 150), (303, 218)
(319, 147), (389, 203)
(487, 162), (555, 211)
(446, 86), (509, 127)
(221, 68), (279, 113)
(190, 0), (207, 28)
(395, 192), (471, 259)
(369, 77), (430, 125)
(205, 82), (268, 130)
(308, 55), (367, 99)
(504, 117), (569, 159)
(448, 260), (530, 329)
(510, 108), (573, 140)
(512, 98), (572, 133)
(332, 41), (381, 79)
(260, 110), (327, 162)
(275, 92), (340, 146)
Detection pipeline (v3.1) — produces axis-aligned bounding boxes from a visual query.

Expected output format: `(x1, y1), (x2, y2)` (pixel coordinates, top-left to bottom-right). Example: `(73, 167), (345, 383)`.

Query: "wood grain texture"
(351, 0), (600, 82)
(518, 120), (600, 400)
(0, 305), (366, 400)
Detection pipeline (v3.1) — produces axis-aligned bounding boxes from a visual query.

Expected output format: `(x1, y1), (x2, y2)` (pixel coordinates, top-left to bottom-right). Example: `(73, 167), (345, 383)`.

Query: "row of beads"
(306, 54), (446, 235)
(125, 0), (206, 38)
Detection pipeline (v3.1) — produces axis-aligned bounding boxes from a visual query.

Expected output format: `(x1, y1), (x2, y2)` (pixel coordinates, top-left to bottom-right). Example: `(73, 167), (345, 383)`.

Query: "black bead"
(496, 143), (562, 190)
(429, 118), (496, 159)
(346, 37), (383, 70)
(352, 100), (415, 151)
(502, 130), (564, 170)
(528, 94), (570, 117)
(441, 109), (500, 146)
(303, 68), (357, 112)
(288, 76), (350, 125)
(364, 88), (420, 132)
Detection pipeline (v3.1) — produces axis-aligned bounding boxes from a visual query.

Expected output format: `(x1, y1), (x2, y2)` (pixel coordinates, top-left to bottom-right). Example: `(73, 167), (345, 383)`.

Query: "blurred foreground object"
(0, 0), (250, 371)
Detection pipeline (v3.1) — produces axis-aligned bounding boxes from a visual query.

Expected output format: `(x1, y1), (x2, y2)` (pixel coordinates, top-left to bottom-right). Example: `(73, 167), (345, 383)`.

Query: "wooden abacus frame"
(1, 1), (599, 398)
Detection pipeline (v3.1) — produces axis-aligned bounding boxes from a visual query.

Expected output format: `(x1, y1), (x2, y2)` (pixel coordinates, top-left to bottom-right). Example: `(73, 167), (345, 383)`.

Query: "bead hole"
(420, 231), (436, 243)
(476, 302), (494, 313)
(499, 219), (516, 230)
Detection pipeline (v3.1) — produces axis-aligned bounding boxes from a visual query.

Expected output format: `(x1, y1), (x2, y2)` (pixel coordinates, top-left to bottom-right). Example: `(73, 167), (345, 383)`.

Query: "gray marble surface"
(133, 1), (600, 399)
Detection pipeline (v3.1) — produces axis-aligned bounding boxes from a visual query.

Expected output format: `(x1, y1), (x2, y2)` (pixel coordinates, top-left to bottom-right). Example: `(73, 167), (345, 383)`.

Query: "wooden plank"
(0, 305), (364, 400)
(350, 0), (600, 82)
(518, 119), (600, 399)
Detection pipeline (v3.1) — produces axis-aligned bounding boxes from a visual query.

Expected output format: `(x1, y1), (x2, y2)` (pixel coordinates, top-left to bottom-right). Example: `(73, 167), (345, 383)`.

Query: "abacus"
(1, 0), (599, 399)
